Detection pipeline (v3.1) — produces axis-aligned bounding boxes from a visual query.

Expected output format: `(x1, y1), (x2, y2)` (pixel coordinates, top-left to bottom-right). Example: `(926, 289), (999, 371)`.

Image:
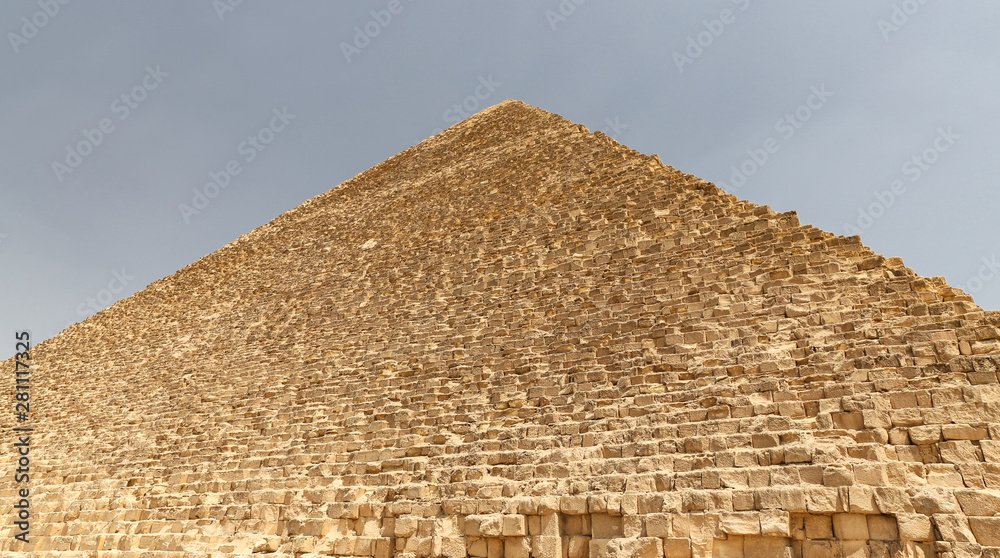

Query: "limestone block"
(440, 536), (465, 558)
(927, 464), (966, 487)
(943, 424), (988, 441)
(802, 541), (834, 558)
(832, 412), (865, 430)
(375, 537), (394, 558)
(566, 535), (590, 558)
(909, 488), (961, 514)
(525, 515), (541, 536)
(848, 486), (878, 513)
(823, 467), (854, 487)
(588, 494), (610, 514)
(621, 494), (639, 515)
(743, 535), (793, 558)
(939, 440), (980, 464)
(564, 516), (586, 536)
(531, 535), (562, 558)
(504, 536), (530, 558)
(588, 538), (612, 558)
(908, 426), (942, 445)
(968, 517), (1000, 546)
(962, 464), (987, 490)
(468, 537), (488, 557)
(405, 536), (433, 556)
(806, 488), (845, 513)
(984, 465), (1000, 490)
(561, 496), (588, 515)
(759, 510), (790, 536)
(866, 515), (898, 541)
(982, 440), (1000, 462)
(752, 434), (780, 448)
(832, 513), (869, 540)
(805, 514), (834, 539)
(395, 515), (419, 537)
(780, 487), (808, 513)
(904, 541), (935, 558)
(591, 513), (624, 538)
(605, 537), (661, 558)
(837, 540), (869, 558)
(863, 410), (892, 429)
(624, 515), (644, 538)
(605, 494), (623, 515)
(888, 428), (911, 445)
(644, 513), (670, 537)
(852, 464), (889, 486)
(638, 494), (664, 514)
(733, 491), (756, 511)
(714, 536), (745, 557)
(502, 515), (526, 536)
(538, 497), (560, 514)
(721, 513), (761, 535)
(663, 538), (691, 558)
(688, 513), (722, 545)
(954, 489), (1000, 516)
(896, 514), (934, 541)
(480, 515), (504, 537)
(932, 514), (976, 543)
(539, 513), (559, 536)
(488, 538), (504, 558)
(757, 487), (783, 509)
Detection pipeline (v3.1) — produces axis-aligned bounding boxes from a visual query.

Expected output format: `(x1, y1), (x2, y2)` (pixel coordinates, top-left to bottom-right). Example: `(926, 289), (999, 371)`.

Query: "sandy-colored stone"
(3, 99), (1000, 555)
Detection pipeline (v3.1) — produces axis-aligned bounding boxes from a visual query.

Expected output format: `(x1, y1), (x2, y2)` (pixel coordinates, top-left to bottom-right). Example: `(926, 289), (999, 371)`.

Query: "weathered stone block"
(539, 513), (560, 536)
(561, 496), (588, 515)
(849, 486), (878, 513)
(722, 512), (761, 535)
(896, 514), (934, 541)
(866, 515), (898, 541)
(502, 515), (526, 536)
(644, 513), (670, 537)
(760, 510), (790, 536)
(954, 489), (1000, 516)
(395, 515), (419, 537)
(504, 536), (529, 558)
(714, 536), (745, 557)
(531, 535), (562, 558)
(743, 536), (793, 558)
(932, 514), (976, 543)
(832, 513), (869, 540)
(663, 538), (691, 558)
(566, 535), (590, 558)
(605, 537), (661, 558)
(968, 517), (1000, 546)
(908, 426), (942, 445)
(802, 540), (834, 558)
(441, 536), (466, 558)
(805, 514), (834, 539)
(591, 513), (623, 539)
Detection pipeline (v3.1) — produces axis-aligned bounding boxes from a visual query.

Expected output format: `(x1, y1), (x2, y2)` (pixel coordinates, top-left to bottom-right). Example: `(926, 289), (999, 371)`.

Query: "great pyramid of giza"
(4, 100), (1000, 558)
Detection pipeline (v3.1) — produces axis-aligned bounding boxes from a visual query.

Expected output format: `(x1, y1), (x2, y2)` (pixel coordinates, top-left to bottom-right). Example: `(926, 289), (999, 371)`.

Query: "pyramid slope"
(3, 100), (1000, 557)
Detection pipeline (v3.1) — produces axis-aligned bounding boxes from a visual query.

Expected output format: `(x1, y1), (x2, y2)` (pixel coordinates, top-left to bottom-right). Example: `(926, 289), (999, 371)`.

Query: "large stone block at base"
(603, 537), (662, 558)
(531, 535), (562, 558)
(743, 536), (793, 558)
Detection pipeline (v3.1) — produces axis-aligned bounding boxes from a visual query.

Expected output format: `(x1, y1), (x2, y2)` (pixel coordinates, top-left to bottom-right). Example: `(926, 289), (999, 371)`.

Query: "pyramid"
(4, 100), (1000, 558)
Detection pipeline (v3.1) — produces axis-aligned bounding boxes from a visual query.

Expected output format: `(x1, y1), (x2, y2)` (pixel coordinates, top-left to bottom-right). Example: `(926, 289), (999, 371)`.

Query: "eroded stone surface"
(3, 100), (1000, 557)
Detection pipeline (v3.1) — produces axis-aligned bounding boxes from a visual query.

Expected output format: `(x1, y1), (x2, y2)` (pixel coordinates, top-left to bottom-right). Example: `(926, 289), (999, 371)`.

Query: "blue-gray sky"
(2, 1), (998, 360)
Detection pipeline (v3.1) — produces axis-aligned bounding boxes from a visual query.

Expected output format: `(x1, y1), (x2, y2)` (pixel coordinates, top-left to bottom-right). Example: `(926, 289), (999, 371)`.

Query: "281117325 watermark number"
(13, 331), (32, 544)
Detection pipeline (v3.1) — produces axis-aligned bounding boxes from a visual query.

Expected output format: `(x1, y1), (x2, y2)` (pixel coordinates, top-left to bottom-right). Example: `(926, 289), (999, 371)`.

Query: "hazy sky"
(2, 1), (998, 360)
